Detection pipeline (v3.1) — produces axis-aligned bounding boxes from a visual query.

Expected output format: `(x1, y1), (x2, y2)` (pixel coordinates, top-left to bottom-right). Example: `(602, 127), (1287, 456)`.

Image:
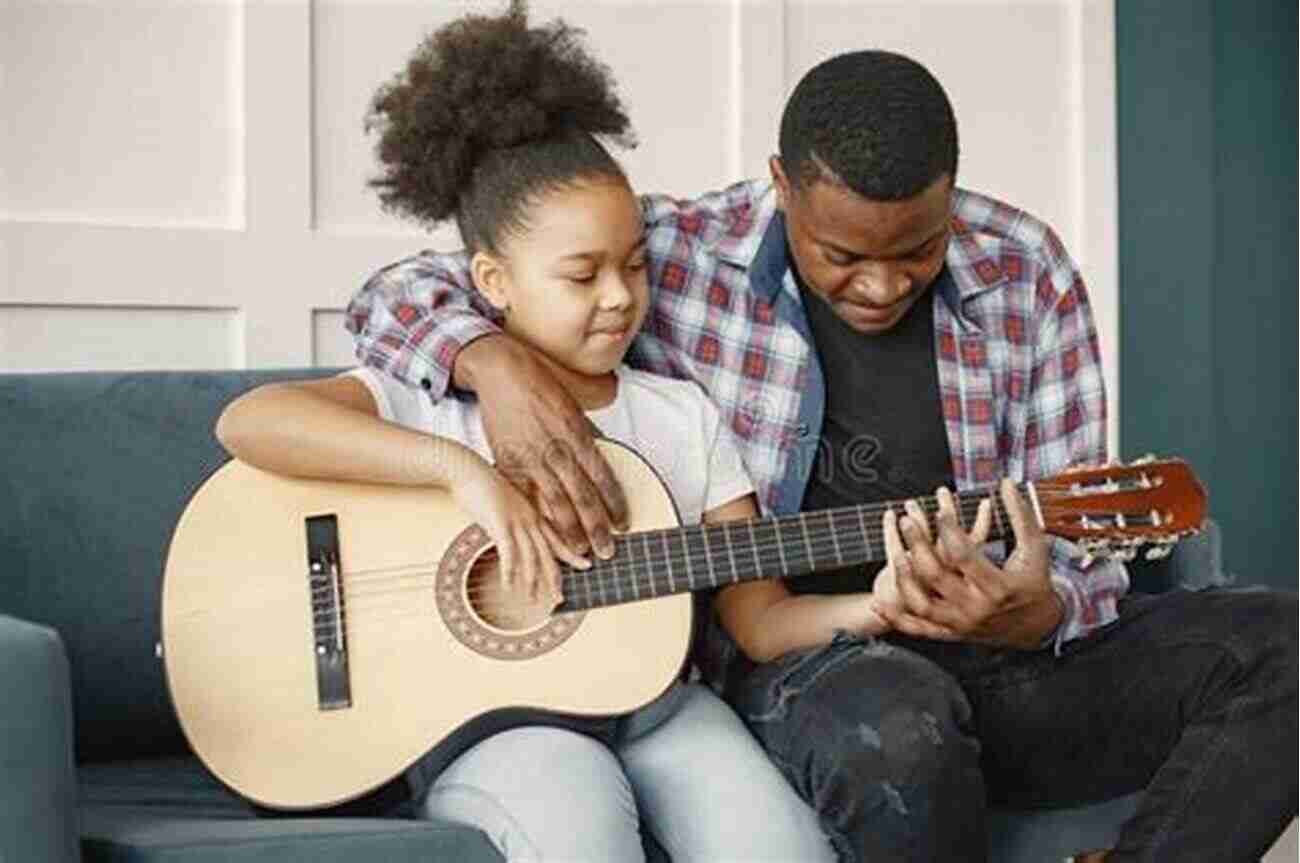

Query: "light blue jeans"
(418, 682), (834, 862)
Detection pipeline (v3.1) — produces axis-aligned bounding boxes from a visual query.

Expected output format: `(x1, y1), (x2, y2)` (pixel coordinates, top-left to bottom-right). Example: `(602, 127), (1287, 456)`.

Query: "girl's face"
(473, 177), (648, 380)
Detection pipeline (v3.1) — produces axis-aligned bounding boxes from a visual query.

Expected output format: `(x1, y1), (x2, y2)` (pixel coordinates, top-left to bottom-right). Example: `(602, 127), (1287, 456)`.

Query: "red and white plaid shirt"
(346, 180), (1127, 646)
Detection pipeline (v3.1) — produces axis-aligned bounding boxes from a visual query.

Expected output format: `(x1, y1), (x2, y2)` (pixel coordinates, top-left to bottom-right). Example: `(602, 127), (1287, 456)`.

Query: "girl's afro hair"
(365, 0), (634, 232)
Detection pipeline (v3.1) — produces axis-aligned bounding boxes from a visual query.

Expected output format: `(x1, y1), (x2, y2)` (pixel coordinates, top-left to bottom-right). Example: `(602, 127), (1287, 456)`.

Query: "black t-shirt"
(792, 269), (956, 595)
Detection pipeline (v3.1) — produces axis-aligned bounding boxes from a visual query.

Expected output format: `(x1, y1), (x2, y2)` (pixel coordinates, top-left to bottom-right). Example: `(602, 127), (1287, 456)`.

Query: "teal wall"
(1117, 0), (1297, 591)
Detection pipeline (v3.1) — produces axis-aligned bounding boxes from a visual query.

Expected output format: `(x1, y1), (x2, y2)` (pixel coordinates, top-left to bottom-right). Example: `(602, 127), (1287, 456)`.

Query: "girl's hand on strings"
(452, 456), (591, 604)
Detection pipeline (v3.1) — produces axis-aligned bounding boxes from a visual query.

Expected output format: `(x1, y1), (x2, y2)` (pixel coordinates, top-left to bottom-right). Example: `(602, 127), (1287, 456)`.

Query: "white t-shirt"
(347, 366), (754, 526)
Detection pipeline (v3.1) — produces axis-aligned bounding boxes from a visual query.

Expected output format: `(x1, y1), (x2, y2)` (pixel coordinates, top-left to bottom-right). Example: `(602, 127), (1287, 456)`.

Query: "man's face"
(773, 158), (952, 334)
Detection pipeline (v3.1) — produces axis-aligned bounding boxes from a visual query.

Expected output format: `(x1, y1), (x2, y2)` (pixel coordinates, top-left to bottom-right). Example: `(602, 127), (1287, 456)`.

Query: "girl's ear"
(470, 250), (510, 314)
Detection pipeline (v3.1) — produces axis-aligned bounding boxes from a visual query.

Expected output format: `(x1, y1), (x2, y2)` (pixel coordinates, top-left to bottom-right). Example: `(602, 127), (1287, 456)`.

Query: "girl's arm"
(215, 374), (587, 595)
(703, 494), (889, 665)
(216, 375), (483, 488)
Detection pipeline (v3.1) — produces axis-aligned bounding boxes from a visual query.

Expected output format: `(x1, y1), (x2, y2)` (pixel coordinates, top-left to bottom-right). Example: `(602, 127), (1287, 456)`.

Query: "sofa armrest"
(0, 614), (81, 863)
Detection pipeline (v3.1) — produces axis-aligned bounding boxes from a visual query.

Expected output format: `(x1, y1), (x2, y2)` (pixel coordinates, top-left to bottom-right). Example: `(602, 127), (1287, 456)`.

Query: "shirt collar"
(714, 179), (782, 273)
(744, 210), (790, 304)
(946, 206), (1008, 301)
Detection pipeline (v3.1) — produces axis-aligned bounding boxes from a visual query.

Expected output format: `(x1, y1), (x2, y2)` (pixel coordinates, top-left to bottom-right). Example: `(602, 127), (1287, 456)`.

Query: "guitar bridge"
(307, 515), (351, 710)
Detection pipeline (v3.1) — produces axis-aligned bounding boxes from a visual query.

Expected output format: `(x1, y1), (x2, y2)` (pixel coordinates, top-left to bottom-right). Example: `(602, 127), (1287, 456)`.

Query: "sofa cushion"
(0, 369), (341, 761)
(78, 758), (502, 863)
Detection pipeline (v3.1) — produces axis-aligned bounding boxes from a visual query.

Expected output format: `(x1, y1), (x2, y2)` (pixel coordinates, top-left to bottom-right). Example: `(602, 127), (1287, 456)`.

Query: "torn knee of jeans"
(749, 638), (872, 724)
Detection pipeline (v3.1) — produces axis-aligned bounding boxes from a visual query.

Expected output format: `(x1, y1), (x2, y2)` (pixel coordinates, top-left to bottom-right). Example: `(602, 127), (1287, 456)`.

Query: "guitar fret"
(799, 512), (815, 568)
(857, 505), (874, 562)
(596, 554), (610, 607)
(659, 531), (674, 597)
(773, 518), (790, 575)
(827, 510), (843, 564)
(991, 492), (1006, 538)
(747, 520), (762, 581)
(641, 532), (656, 601)
(701, 524), (717, 588)
(681, 527), (697, 590)
(722, 521), (739, 582)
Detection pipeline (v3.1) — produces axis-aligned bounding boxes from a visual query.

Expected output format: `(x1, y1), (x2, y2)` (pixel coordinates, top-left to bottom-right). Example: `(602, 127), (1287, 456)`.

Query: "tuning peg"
(1144, 543), (1173, 561)
(1132, 453), (1158, 465)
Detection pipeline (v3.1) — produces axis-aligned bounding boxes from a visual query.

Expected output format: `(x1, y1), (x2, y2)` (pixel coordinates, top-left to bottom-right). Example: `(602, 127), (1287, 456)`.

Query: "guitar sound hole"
(464, 550), (557, 633)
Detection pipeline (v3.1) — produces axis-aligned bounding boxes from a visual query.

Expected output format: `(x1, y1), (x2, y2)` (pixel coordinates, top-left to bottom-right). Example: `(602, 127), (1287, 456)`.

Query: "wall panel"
(3, 0), (1118, 454)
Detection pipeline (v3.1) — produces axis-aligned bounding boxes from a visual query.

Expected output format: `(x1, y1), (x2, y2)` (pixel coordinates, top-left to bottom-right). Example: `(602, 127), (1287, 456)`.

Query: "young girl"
(215, 3), (833, 861)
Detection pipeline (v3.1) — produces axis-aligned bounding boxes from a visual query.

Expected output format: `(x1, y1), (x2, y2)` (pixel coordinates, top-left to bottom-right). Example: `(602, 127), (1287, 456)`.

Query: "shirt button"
(420, 377), (433, 391)
(797, 423), (810, 437)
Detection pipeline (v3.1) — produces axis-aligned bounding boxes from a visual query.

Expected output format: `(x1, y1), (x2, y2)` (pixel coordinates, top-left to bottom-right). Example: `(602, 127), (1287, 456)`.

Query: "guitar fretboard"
(557, 491), (1015, 612)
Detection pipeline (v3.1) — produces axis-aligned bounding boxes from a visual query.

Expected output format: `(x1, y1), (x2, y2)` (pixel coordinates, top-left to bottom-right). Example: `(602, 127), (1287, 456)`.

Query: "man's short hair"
(779, 50), (958, 201)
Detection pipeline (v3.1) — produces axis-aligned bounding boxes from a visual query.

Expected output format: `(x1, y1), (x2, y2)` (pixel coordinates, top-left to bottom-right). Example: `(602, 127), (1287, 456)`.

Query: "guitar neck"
(557, 487), (1023, 612)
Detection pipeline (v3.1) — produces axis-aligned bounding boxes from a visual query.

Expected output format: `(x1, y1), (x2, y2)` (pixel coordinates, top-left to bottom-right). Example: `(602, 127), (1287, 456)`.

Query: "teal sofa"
(0, 369), (1226, 863)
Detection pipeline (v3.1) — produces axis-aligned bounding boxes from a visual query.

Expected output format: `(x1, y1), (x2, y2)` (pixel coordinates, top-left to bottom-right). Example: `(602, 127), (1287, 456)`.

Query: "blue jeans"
(724, 588), (1298, 862)
(418, 682), (834, 862)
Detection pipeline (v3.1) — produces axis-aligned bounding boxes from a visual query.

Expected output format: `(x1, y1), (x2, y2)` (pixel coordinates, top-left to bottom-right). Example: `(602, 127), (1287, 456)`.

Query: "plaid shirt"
(346, 180), (1126, 646)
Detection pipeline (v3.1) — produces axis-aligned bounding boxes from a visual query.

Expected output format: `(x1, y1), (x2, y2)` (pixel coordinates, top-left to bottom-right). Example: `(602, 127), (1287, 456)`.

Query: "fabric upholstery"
(0, 614), (80, 863)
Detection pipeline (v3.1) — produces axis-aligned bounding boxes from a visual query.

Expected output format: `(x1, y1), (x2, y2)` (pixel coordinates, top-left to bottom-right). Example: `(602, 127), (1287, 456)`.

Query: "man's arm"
(344, 253), (503, 399)
(344, 252), (629, 556)
(1025, 249), (1127, 650)
(871, 232), (1122, 651)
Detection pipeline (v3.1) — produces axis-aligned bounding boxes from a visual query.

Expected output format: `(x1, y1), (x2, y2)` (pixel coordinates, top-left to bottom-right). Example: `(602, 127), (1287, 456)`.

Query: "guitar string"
(343, 479), (1157, 587)
(303, 499), (1125, 627)
(317, 492), (1129, 601)
(311, 496), (999, 601)
(323, 494), (1002, 588)
(167, 492), (1157, 627)
(301, 484), (1128, 593)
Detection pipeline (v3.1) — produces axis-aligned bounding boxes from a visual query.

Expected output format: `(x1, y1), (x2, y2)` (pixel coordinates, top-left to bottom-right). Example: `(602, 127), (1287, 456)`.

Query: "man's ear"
(470, 251), (510, 313)
(769, 155), (791, 211)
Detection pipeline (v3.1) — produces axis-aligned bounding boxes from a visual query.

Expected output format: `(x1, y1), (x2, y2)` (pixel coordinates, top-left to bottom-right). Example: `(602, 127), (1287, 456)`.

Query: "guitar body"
(161, 440), (692, 811)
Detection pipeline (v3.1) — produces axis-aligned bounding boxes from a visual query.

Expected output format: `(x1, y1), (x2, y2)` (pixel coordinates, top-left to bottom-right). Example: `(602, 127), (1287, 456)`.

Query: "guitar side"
(161, 441), (692, 810)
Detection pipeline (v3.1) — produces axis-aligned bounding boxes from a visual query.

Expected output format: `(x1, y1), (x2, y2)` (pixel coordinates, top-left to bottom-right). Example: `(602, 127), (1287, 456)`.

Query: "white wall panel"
(313, 0), (735, 243)
(0, 0), (1118, 445)
(311, 307), (352, 367)
(785, 1), (1075, 251)
(0, 304), (242, 371)
(3, 0), (244, 229)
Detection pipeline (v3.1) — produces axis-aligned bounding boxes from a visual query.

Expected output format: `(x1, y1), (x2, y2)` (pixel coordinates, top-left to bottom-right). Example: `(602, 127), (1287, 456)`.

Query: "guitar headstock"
(1034, 456), (1207, 564)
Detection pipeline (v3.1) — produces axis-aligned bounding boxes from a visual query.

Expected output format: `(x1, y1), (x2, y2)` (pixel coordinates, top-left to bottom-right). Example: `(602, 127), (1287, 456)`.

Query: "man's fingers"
(569, 431), (630, 533)
(901, 511), (967, 602)
(885, 510), (932, 614)
(1000, 478), (1045, 546)
(540, 519), (590, 573)
(933, 487), (968, 569)
(970, 498), (993, 546)
(542, 443), (616, 559)
(871, 601), (961, 641)
(903, 499), (931, 542)
(531, 460), (591, 555)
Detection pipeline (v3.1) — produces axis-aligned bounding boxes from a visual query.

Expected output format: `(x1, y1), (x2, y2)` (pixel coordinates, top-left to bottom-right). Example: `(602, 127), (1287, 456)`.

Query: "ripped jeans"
(720, 588), (1298, 863)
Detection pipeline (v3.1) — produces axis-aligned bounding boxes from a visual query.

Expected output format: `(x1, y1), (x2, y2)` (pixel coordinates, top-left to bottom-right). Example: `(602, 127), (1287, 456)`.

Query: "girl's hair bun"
(366, 0), (634, 235)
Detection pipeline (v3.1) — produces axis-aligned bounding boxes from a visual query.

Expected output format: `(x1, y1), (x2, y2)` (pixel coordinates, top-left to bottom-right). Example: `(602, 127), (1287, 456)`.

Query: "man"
(346, 50), (1296, 861)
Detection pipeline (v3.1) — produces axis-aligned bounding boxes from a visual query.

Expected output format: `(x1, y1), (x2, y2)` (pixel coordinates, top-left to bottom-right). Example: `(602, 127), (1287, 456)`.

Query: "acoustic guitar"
(160, 442), (1205, 810)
